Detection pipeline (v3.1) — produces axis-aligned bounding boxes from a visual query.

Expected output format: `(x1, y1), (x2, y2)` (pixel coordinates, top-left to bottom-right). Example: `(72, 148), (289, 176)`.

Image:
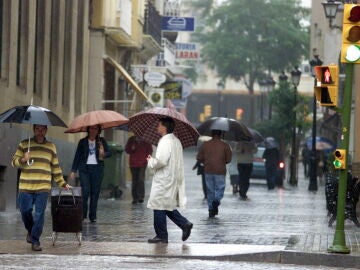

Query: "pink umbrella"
(129, 107), (199, 148)
(65, 110), (128, 133)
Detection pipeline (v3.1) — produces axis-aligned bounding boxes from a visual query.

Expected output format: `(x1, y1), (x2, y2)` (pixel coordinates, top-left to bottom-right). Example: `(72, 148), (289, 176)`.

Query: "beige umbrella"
(65, 110), (128, 133)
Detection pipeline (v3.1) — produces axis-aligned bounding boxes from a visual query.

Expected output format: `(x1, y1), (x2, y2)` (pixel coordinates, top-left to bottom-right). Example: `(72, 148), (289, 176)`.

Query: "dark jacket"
(71, 136), (111, 172)
(196, 137), (232, 175)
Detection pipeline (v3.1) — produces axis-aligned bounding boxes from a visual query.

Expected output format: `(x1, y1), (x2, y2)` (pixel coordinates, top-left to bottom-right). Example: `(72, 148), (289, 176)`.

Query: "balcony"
(141, 1), (162, 60)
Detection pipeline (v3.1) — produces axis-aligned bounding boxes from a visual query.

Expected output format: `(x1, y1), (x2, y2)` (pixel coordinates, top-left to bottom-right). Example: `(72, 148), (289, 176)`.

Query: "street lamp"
(309, 55), (323, 192)
(217, 80), (225, 116)
(322, 0), (342, 29)
(258, 77), (276, 120)
(321, 0), (346, 29)
(289, 66), (302, 186)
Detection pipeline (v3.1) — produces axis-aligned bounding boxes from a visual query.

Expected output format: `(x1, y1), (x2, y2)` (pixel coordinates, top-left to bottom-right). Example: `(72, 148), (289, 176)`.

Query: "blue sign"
(161, 16), (195, 32)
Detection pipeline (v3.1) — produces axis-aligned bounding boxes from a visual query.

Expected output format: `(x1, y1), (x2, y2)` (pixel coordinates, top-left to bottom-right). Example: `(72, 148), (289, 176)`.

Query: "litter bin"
(102, 142), (123, 194)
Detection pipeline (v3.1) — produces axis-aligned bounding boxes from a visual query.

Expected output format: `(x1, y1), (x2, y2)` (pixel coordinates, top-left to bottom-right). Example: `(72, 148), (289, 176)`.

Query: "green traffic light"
(333, 159), (342, 168)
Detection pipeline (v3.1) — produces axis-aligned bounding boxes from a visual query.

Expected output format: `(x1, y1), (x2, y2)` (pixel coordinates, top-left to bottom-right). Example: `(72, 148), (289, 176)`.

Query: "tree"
(193, 0), (309, 123)
(255, 79), (311, 158)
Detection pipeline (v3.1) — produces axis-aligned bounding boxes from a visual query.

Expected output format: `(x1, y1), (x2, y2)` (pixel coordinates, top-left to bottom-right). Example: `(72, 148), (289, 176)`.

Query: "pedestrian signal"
(333, 149), (346, 170)
(341, 4), (360, 63)
(313, 65), (338, 107)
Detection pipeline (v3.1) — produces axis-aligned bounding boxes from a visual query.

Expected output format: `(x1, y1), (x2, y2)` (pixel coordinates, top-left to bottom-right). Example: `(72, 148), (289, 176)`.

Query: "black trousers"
(130, 166), (146, 201)
(237, 163), (253, 198)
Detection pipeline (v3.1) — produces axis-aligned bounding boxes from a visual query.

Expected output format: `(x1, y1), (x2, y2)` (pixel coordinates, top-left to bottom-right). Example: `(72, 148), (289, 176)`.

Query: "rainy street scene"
(1, 0), (360, 269)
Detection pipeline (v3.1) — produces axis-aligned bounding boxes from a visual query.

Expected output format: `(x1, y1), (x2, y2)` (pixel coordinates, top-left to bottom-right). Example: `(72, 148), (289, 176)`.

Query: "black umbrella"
(248, 128), (264, 143)
(196, 117), (252, 141)
(0, 105), (67, 127)
(0, 104), (67, 165)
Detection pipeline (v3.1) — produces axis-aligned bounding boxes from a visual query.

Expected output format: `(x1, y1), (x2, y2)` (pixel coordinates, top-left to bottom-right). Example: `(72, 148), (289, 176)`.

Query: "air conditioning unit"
(147, 88), (164, 107)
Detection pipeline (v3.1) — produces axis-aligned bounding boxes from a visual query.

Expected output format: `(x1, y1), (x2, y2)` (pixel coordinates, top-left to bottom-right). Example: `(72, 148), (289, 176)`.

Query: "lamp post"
(321, 0), (342, 29)
(266, 77), (276, 120)
(309, 55), (323, 191)
(259, 77), (276, 120)
(217, 80), (225, 116)
(288, 67), (302, 186)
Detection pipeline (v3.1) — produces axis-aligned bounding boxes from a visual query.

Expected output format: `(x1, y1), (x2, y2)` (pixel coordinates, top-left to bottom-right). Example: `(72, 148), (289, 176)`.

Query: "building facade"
(0, 0), (174, 210)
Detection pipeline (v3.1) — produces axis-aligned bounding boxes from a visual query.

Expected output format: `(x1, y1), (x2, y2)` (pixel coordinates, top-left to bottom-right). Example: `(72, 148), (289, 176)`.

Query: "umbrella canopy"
(196, 117), (252, 142)
(65, 110), (128, 133)
(0, 105), (67, 127)
(248, 128), (264, 143)
(306, 136), (335, 151)
(128, 107), (200, 148)
(264, 137), (279, 149)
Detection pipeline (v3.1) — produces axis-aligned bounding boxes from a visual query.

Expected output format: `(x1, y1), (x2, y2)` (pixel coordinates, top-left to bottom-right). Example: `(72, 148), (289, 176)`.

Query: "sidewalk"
(0, 149), (359, 268)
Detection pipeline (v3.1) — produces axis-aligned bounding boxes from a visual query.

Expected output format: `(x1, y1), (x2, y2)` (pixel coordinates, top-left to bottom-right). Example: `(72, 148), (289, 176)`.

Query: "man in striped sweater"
(12, 124), (70, 251)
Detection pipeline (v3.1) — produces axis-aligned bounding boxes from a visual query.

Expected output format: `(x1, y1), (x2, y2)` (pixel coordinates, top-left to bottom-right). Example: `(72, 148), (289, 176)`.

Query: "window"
(33, 0), (46, 95)
(62, 0), (72, 108)
(16, 0), (29, 88)
(0, 0), (9, 80)
(48, 0), (60, 101)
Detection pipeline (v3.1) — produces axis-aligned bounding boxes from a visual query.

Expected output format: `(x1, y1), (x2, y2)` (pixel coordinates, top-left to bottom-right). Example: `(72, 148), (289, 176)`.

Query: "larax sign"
(161, 16), (195, 32)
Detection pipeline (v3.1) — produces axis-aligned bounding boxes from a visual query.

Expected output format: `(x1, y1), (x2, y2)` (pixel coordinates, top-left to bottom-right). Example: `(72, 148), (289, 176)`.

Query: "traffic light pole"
(328, 63), (353, 254)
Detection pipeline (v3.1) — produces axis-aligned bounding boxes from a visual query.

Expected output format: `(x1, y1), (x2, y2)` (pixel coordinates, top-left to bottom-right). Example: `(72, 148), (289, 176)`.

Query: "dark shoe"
(31, 243), (42, 251)
(240, 195), (248, 201)
(132, 200), (137, 204)
(182, 223), (193, 241)
(138, 199), (144, 203)
(26, 234), (31, 244)
(212, 200), (220, 215)
(90, 219), (96, 223)
(209, 210), (216, 218)
(148, 236), (168, 244)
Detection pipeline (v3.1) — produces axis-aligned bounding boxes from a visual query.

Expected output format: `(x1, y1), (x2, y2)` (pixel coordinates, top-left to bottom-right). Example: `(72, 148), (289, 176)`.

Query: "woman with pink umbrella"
(66, 110), (128, 223)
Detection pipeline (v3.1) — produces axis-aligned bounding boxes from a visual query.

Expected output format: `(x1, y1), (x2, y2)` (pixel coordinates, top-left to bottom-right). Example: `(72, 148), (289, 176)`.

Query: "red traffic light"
(321, 68), (332, 84)
(349, 5), (360, 22)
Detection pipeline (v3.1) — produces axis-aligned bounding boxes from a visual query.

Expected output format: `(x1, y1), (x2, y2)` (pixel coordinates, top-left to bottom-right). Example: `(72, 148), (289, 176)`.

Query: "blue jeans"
(18, 192), (49, 245)
(79, 164), (104, 221)
(153, 209), (190, 239)
(205, 174), (226, 210)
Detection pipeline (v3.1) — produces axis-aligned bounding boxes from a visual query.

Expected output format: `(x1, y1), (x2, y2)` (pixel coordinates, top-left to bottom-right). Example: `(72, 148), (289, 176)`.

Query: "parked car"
(251, 147), (285, 186)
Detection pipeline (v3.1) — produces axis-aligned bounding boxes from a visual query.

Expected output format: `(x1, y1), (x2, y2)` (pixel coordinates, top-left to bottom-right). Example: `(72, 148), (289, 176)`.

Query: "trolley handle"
(57, 188), (76, 206)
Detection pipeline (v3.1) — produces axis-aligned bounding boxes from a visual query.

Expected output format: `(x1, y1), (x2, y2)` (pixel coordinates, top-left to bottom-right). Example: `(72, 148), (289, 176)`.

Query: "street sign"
(175, 43), (200, 60)
(144, 72), (166, 87)
(161, 16), (195, 32)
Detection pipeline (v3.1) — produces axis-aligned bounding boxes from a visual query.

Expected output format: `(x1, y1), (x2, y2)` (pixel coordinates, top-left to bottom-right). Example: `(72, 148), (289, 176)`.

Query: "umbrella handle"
(27, 159), (34, 166)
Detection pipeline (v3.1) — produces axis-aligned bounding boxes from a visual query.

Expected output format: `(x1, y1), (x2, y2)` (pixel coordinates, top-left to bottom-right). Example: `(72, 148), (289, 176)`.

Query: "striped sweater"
(12, 138), (66, 193)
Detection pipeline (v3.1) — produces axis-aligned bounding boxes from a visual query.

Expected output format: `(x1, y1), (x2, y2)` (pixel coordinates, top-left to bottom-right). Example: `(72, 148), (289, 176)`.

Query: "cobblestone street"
(0, 149), (359, 269)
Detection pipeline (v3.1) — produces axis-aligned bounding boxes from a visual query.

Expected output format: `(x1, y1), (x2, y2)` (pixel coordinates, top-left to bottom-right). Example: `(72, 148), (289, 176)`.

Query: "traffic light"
(341, 4), (360, 63)
(313, 65), (338, 107)
(235, 108), (243, 120)
(333, 149), (347, 170)
(204, 105), (212, 117)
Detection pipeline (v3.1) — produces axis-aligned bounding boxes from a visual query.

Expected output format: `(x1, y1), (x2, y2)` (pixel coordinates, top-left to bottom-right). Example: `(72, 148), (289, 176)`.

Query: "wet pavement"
(0, 148), (359, 269)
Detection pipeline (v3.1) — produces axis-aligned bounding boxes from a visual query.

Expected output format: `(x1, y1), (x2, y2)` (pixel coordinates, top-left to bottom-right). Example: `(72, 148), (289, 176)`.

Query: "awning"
(104, 56), (154, 106)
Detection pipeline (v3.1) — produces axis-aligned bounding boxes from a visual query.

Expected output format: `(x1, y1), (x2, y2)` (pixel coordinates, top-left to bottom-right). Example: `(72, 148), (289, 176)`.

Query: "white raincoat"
(147, 133), (187, 210)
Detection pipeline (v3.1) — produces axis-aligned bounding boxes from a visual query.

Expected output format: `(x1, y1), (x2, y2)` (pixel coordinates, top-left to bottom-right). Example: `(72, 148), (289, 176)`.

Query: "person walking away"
(301, 144), (310, 178)
(192, 160), (207, 199)
(236, 141), (257, 200)
(197, 130), (232, 218)
(262, 147), (280, 190)
(228, 141), (239, 195)
(146, 117), (193, 244)
(69, 124), (111, 223)
(12, 124), (71, 251)
(125, 135), (153, 204)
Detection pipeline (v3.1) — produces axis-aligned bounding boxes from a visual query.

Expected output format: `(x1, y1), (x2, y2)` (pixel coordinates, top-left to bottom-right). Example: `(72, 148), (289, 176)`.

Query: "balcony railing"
(144, 1), (162, 46)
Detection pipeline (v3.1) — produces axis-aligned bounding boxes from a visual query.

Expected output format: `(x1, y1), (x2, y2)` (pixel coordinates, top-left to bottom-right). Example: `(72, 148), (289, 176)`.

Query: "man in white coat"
(146, 117), (193, 244)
